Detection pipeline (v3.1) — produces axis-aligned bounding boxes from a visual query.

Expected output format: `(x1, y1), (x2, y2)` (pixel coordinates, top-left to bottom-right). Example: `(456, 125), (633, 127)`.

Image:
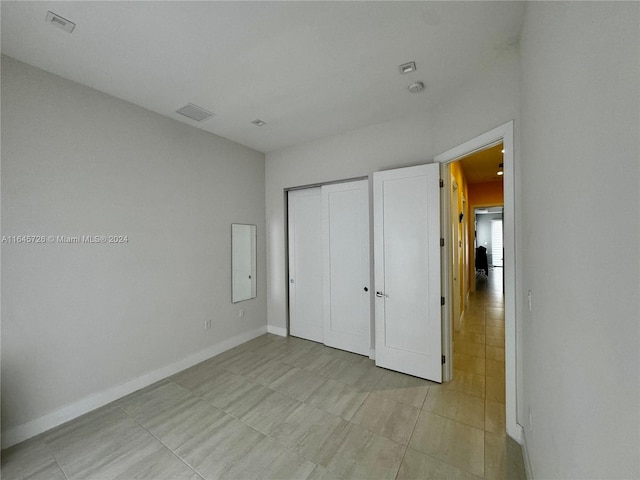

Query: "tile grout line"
(393, 386), (430, 480)
(40, 437), (72, 480)
(166, 375), (331, 478)
(120, 404), (208, 480)
(401, 399), (487, 480)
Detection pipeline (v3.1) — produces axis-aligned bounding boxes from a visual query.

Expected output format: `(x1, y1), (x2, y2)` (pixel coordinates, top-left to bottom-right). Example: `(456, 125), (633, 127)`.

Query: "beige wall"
(1, 57), (267, 441)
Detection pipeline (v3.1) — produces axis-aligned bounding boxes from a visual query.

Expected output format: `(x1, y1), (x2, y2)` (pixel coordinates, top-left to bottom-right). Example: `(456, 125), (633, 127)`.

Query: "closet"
(287, 164), (442, 383)
(287, 180), (371, 356)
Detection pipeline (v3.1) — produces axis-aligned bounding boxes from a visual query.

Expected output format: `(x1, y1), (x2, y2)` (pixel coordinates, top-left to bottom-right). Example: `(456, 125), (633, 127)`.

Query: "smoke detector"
(251, 119), (266, 126)
(176, 103), (214, 122)
(408, 81), (425, 93)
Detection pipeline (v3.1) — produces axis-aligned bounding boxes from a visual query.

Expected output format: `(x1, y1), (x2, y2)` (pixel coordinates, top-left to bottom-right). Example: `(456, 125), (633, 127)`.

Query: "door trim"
(434, 120), (522, 443)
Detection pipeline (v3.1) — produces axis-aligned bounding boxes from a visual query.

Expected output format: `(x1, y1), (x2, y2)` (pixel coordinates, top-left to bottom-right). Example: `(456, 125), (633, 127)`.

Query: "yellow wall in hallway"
(449, 162), (470, 319)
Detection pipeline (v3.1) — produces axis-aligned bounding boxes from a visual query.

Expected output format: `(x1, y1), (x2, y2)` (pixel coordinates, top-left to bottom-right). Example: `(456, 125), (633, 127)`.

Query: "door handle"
(364, 287), (368, 292)
(376, 291), (387, 298)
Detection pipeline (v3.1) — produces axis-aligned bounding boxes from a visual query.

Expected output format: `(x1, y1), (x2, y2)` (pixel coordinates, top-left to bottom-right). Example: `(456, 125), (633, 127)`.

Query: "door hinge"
(439, 179), (444, 188)
(441, 296), (445, 306)
(442, 355), (446, 365)
(440, 238), (445, 247)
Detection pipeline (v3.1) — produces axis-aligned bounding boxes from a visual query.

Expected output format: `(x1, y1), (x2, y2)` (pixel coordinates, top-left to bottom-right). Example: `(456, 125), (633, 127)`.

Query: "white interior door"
(288, 188), (323, 343)
(322, 180), (371, 356)
(373, 163), (442, 382)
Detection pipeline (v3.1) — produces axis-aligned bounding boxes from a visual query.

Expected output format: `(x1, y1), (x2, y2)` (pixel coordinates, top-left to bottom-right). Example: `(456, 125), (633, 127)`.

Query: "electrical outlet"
(204, 319), (211, 330)
(239, 308), (245, 318)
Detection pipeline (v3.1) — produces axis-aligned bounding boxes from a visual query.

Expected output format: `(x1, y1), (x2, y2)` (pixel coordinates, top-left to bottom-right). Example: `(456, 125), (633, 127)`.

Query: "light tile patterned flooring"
(2, 272), (525, 480)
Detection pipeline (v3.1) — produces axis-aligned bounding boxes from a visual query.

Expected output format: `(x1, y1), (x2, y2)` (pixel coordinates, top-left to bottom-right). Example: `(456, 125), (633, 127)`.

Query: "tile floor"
(2, 270), (526, 480)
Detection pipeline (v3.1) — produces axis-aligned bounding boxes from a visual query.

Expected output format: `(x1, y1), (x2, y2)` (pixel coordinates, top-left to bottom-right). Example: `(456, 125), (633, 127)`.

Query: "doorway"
(475, 206), (504, 289)
(435, 121), (521, 442)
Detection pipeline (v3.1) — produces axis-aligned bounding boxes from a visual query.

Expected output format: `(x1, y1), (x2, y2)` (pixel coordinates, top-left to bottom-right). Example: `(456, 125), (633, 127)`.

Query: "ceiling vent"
(176, 103), (214, 122)
(45, 11), (75, 33)
(399, 61), (417, 74)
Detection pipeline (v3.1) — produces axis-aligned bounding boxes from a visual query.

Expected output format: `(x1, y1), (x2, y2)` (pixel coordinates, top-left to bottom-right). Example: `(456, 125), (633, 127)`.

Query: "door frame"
(470, 204), (504, 293)
(435, 120), (522, 443)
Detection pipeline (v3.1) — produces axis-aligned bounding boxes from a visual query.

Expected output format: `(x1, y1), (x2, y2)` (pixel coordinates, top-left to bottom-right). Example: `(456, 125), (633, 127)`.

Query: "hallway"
(453, 268), (506, 435)
(445, 267), (526, 478)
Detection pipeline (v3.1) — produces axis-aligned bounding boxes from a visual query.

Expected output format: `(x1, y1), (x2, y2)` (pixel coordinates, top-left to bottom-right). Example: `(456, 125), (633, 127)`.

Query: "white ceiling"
(1, 1), (525, 153)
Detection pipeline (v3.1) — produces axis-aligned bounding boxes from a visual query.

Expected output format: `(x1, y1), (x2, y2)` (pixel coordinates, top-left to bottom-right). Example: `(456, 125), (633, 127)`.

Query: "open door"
(373, 163), (442, 382)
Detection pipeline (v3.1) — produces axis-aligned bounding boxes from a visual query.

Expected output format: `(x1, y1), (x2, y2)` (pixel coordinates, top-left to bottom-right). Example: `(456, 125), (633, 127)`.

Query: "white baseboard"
(368, 348), (375, 360)
(2, 325), (268, 449)
(266, 324), (288, 337)
(521, 429), (534, 479)
(508, 422), (524, 443)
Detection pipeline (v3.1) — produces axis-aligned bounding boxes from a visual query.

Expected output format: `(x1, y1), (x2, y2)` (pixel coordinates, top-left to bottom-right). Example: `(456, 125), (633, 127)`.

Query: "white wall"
(476, 212), (502, 261)
(265, 48), (520, 333)
(1, 56), (267, 443)
(519, 3), (639, 478)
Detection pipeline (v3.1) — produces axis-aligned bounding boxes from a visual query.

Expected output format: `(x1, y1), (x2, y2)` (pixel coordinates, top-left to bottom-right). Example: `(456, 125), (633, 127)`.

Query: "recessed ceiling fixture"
(408, 81), (425, 93)
(399, 61), (417, 74)
(251, 119), (266, 127)
(176, 103), (214, 122)
(45, 11), (75, 33)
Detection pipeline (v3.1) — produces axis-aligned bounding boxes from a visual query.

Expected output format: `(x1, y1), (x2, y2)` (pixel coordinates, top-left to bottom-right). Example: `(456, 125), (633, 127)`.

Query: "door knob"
(376, 291), (387, 298)
(364, 287), (368, 292)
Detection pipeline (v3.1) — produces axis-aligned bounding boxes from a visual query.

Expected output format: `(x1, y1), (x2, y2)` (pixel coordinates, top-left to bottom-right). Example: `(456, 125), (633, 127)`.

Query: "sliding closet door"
(322, 180), (371, 356)
(288, 188), (323, 343)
